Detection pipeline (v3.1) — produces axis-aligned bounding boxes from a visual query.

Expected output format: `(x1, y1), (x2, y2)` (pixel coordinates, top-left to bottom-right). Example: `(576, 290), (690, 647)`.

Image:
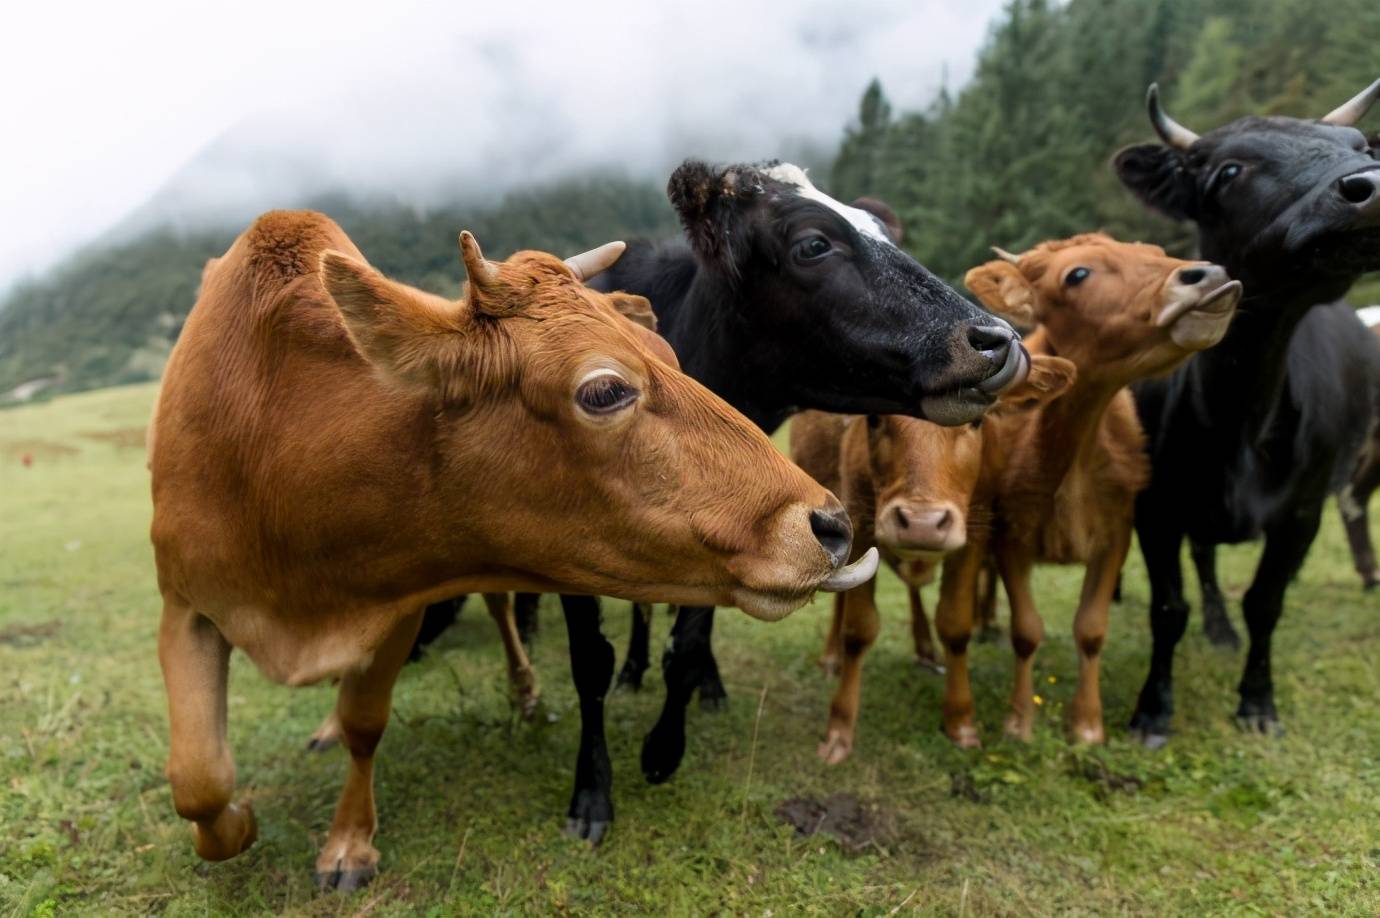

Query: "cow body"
(1114, 82), (1380, 743)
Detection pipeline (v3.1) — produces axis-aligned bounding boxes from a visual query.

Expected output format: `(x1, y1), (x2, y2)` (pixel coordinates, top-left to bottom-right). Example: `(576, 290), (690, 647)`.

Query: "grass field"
(2, 383), (1378, 916)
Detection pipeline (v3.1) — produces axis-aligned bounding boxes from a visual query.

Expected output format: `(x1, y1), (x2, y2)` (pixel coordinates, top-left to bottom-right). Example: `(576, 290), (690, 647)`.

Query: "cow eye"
(576, 372), (639, 415)
(1065, 267), (1091, 287)
(792, 234), (833, 263)
(1215, 162), (1243, 188)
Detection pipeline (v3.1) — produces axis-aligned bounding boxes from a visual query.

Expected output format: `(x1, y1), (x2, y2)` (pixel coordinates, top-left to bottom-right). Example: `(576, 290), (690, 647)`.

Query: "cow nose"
(809, 506), (853, 568)
(1339, 171), (1380, 206)
(895, 505), (952, 536)
(967, 322), (1015, 362)
(1176, 264), (1227, 288)
(1177, 267), (1207, 285)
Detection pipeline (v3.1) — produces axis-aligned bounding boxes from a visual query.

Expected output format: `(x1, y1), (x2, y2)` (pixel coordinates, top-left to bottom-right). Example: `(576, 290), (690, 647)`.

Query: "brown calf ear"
(991, 354), (1077, 414)
(965, 260), (1037, 327)
(321, 250), (460, 389)
(606, 292), (657, 331)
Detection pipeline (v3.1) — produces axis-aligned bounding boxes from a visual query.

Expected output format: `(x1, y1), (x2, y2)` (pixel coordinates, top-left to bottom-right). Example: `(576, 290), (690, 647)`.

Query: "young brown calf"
(791, 357), (1074, 763)
(937, 234), (1241, 747)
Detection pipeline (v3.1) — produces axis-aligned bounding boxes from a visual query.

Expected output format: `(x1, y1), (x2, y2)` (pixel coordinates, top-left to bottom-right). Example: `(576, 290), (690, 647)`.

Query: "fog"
(0, 0), (1005, 287)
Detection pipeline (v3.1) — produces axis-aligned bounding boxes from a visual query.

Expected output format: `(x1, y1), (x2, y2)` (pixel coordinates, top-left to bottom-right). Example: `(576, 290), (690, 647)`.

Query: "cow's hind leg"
(616, 602), (654, 691)
(1129, 504), (1188, 748)
(514, 592), (541, 646)
(485, 592), (539, 719)
(1191, 540), (1240, 650)
(315, 611), (423, 892)
(1340, 448), (1380, 589)
(817, 593), (844, 677)
(160, 599), (256, 862)
(562, 595), (615, 844)
(641, 605), (714, 784)
(905, 576), (943, 673)
(1236, 508), (1322, 735)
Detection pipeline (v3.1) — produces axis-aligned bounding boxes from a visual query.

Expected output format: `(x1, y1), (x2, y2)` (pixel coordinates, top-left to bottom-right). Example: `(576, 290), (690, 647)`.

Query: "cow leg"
(615, 603), (654, 691)
(819, 578), (880, 764)
(695, 612), (728, 712)
(315, 610), (422, 892)
(484, 592), (539, 720)
(1069, 526), (1131, 745)
(997, 551), (1043, 741)
(640, 604), (714, 784)
(514, 592), (541, 646)
(159, 599), (256, 862)
(1340, 450), (1380, 589)
(1190, 540), (1241, 650)
(906, 578), (943, 673)
(936, 543), (985, 747)
(817, 593), (845, 678)
(1129, 508), (1188, 748)
(974, 560), (1003, 644)
(561, 594), (615, 845)
(1236, 508), (1322, 734)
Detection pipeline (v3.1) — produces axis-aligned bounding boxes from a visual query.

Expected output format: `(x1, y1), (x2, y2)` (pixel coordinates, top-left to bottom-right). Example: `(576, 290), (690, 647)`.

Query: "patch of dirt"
(1072, 756), (1144, 799)
(774, 792), (897, 853)
(80, 427), (147, 449)
(1, 439), (78, 460)
(0, 620), (62, 647)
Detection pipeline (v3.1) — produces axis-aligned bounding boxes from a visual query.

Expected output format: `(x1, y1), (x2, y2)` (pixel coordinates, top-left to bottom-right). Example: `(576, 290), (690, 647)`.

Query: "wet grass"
(1, 383), (1378, 915)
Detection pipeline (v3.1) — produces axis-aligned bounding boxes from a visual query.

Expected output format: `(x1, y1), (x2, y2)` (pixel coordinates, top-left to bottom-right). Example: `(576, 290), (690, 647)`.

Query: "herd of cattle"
(145, 80), (1380, 889)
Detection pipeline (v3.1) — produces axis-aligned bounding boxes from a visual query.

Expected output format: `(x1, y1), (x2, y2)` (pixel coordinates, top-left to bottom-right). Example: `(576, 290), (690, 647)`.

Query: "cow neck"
(1018, 335), (1126, 491)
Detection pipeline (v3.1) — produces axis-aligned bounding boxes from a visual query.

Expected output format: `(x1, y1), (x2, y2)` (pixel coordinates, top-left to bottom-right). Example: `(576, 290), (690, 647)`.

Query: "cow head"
(1115, 80), (1380, 307)
(319, 234), (877, 619)
(849, 355), (1075, 560)
(965, 234), (1241, 383)
(667, 160), (1029, 425)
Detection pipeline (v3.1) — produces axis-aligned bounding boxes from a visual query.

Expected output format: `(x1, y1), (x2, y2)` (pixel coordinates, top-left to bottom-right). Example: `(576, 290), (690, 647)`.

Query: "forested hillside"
(0, 177), (677, 400)
(832, 0), (1380, 292)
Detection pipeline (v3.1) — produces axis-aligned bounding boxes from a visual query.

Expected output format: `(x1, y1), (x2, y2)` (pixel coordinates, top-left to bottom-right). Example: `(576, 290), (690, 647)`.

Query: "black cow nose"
(967, 323), (1015, 360)
(809, 507), (852, 568)
(1178, 268), (1207, 285)
(1339, 171), (1379, 205)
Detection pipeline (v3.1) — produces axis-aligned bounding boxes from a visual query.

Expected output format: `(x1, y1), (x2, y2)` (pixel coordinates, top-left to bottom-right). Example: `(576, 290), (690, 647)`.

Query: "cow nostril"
(810, 508), (852, 567)
(935, 509), (952, 532)
(967, 323), (1014, 358)
(1339, 173), (1378, 205)
(1177, 268), (1207, 286)
(894, 506), (911, 530)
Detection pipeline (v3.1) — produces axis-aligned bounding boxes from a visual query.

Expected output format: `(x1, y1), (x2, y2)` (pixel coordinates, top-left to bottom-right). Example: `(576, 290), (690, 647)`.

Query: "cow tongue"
(819, 547), (880, 592)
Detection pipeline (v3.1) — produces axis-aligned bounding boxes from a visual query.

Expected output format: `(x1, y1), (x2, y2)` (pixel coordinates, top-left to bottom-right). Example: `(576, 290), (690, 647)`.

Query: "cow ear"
(849, 197), (903, 244)
(321, 250), (460, 390)
(667, 160), (763, 277)
(964, 260), (1037, 327)
(1113, 143), (1197, 221)
(991, 355), (1077, 414)
(606, 292), (657, 331)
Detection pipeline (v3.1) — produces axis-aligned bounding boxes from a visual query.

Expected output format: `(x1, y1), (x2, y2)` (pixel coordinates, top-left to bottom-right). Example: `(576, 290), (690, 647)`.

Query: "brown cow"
(148, 210), (878, 890)
(791, 355), (1075, 764)
(934, 233), (1241, 747)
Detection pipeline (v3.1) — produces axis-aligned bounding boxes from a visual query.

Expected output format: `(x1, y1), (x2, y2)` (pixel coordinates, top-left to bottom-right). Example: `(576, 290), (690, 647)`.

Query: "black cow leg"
(514, 592), (541, 647)
(615, 603), (654, 691)
(641, 605), (714, 784)
(1236, 509), (1321, 735)
(561, 594), (614, 845)
(409, 597), (464, 661)
(695, 609), (727, 711)
(1129, 511), (1188, 749)
(1190, 540), (1241, 650)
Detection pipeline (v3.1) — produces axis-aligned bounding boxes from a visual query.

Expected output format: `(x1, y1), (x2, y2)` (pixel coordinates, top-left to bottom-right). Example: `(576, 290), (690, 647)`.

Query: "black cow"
(1114, 80), (1380, 747)
(522, 160), (1027, 842)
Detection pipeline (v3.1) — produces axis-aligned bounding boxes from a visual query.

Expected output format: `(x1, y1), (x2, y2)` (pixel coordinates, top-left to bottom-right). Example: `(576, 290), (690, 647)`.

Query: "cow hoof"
(1128, 709), (1172, 749)
(193, 802), (258, 861)
(640, 723), (686, 785)
(1362, 574), (1379, 592)
(306, 711), (342, 753)
(699, 692), (727, 713)
(305, 736), (338, 753)
(564, 816), (611, 846)
(945, 724), (982, 749)
(914, 656), (946, 675)
(1002, 714), (1033, 742)
(817, 729), (854, 765)
(1234, 712), (1283, 736)
(1203, 619), (1241, 651)
(316, 866), (375, 893)
(614, 662), (646, 692)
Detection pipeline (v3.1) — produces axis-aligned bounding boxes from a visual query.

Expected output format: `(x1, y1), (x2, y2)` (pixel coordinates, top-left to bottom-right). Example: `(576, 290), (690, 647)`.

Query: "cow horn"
(1147, 83), (1199, 150)
(1321, 77), (1380, 127)
(458, 231), (500, 287)
(991, 246), (1023, 264)
(565, 241), (626, 282)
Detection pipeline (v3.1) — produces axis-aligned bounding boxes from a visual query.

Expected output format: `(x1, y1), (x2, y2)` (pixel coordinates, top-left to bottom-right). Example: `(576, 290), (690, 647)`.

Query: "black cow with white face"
(1114, 80), (1380, 747)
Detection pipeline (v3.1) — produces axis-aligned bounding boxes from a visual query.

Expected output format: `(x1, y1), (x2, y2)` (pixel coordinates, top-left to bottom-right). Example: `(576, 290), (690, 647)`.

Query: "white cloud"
(0, 0), (1003, 286)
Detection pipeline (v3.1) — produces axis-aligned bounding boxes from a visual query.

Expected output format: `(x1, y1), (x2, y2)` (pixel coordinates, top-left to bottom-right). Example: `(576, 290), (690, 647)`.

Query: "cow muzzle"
(1157, 264), (1242, 350)
(876, 500), (967, 557)
(921, 320), (1031, 426)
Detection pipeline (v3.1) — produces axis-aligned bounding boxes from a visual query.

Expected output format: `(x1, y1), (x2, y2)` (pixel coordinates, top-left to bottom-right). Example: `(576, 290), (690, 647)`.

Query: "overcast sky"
(0, 0), (1005, 287)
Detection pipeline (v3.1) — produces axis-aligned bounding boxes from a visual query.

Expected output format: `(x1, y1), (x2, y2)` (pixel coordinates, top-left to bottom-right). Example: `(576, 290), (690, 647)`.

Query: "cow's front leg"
(561, 595), (615, 844)
(314, 610), (422, 892)
(819, 577), (880, 764)
(997, 550), (1043, 741)
(1190, 540), (1240, 650)
(159, 599), (256, 862)
(1069, 526), (1131, 744)
(484, 592), (539, 719)
(641, 605), (714, 784)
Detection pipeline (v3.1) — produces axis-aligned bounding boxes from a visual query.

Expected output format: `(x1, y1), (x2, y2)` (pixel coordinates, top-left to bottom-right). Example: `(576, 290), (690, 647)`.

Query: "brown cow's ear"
(991, 354), (1077, 414)
(606, 292), (657, 331)
(965, 260), (1037, 327)
(321, 250), (460, 389)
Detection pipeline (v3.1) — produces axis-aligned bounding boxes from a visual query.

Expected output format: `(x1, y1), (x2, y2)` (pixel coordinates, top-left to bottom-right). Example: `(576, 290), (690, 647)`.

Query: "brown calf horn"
(458, 231), (501, 288)
(991, 246), (1023, 264)
(1146, 83), (1199, 150)
(1321, 77), (1380, 127)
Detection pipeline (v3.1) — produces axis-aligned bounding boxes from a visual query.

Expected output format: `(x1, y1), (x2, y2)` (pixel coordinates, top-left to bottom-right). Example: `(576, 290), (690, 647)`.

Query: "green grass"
(2, 383), (1378, 916)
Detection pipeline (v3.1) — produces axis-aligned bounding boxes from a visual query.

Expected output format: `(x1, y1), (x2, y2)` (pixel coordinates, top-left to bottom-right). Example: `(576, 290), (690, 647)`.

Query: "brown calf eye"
(577, 374), (639, 414)
(1065, 267), (1091, 287)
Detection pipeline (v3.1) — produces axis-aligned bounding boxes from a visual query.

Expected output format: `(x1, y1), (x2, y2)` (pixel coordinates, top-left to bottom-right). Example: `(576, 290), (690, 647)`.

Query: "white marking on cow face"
(763, 163), (895, 247)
